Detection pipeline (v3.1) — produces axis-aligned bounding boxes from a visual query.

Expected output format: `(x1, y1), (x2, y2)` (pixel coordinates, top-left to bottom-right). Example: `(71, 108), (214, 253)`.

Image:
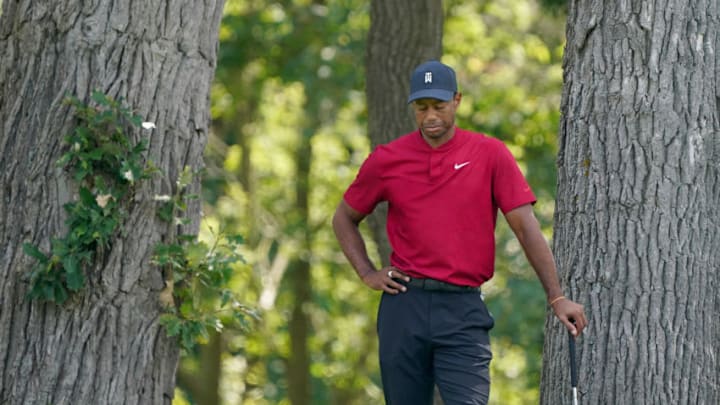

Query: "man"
(332, 60), (587, 405)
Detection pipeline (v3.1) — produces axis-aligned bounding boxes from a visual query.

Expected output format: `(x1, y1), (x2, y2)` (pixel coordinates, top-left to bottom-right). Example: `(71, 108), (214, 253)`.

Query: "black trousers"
(377, 287), (494, 405)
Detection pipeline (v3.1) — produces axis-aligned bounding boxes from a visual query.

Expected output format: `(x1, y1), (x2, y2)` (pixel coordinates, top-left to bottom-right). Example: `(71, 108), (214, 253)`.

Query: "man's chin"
(422, 128), (446, 138)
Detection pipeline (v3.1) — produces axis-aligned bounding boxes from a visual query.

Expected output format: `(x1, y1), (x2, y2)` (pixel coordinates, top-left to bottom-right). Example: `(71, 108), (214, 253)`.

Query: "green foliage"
(173, 1), (567, 404)
(22, 91), (256, 357)
(24, 91), (154, 303)
(152, 168), (259, 353)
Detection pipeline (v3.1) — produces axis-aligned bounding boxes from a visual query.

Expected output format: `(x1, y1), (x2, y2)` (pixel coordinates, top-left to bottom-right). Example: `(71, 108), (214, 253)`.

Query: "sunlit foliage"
(175, 0), (566, 404)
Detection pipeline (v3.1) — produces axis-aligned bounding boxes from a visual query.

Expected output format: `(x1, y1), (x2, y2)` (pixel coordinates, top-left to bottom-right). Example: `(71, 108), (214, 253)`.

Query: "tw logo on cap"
(407, 60), (458, 104)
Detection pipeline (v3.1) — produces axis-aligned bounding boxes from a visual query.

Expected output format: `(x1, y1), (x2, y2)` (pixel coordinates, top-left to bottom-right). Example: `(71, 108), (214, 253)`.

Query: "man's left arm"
(504, 204), (588, 336)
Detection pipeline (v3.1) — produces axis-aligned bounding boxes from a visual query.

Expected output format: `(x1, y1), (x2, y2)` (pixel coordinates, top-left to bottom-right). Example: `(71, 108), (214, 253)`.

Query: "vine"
(23, 91), (257, 351)
(23, 91), (154, 303)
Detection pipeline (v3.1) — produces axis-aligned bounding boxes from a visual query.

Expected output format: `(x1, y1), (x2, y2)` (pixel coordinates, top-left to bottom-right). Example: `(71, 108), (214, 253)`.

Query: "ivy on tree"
(23, 91), (257, 351)
(23, 90), (154, 303)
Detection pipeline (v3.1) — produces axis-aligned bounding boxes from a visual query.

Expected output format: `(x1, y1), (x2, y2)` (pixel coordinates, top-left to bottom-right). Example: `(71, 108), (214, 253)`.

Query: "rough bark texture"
(0, 1), (225, 404)
(543, 0), (719, 404)
(365, 1), (444, 403)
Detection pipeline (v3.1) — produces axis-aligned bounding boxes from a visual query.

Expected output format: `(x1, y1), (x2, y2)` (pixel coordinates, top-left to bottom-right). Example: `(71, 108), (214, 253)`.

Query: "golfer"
(332, 60), (587, 404)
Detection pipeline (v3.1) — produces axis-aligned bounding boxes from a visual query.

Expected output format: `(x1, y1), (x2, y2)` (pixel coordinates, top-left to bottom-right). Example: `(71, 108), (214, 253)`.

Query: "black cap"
(407, 60), (457, 104)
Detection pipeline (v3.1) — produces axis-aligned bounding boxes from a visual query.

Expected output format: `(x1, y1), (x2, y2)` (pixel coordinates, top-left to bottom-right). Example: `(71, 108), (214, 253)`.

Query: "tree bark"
(543, 1), (719, 404)
(0, 1), (225, 404)
(287, 126), (314, 405)
(365, 1), (444, 403)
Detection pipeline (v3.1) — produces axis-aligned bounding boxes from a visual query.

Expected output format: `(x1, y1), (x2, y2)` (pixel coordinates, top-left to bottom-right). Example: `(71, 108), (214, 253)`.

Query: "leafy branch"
(152, 168), (259, 352)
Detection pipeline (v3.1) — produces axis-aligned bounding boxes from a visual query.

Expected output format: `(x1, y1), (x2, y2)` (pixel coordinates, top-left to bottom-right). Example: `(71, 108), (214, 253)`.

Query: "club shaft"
(569, 330), (578, 404)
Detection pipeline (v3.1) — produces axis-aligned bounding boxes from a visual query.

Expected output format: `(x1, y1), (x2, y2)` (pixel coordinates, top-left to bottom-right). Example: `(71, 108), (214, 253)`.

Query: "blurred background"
(175, 0), (567, 403)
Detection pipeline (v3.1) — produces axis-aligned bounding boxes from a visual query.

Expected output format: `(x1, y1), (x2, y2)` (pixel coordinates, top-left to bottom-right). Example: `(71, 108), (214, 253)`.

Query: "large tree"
(0, 1), (225, 404)
(542, 0), (719, 404)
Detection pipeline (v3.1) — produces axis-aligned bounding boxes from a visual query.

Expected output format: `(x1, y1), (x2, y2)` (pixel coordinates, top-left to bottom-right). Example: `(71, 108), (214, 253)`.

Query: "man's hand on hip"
(362, 267), (410, 294)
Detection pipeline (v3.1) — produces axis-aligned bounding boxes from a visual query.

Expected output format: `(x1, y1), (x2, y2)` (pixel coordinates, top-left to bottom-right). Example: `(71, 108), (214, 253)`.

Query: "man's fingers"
(383, 282), (406, 294)
(386, 267), (411, 282)
(564, 318), (578, 336)
(567, 313), (587, 336)
(377, 269), (407, 294)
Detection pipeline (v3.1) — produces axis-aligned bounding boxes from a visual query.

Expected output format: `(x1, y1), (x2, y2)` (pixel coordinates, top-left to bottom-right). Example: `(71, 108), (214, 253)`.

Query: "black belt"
(407, 277), (481, 293)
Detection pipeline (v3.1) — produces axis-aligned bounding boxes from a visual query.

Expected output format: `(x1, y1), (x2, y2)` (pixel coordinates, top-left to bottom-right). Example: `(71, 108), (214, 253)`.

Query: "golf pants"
(377, 286), (494, 405)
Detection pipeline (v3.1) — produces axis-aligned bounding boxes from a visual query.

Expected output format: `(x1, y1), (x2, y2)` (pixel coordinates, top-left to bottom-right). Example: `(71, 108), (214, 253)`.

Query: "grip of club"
(568, 329), (578, 388)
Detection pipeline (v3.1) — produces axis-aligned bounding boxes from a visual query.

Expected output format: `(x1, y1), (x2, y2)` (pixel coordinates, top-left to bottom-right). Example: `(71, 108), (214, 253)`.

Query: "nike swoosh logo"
(454, 161), (470, 170)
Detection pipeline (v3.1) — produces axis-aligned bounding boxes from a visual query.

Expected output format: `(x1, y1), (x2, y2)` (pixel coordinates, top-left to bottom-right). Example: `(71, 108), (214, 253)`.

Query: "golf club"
(568, 322), (578, 405)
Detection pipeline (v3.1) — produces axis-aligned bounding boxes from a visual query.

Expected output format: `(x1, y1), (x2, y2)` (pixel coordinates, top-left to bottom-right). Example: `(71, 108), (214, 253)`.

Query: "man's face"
(411, 93), (461, 144)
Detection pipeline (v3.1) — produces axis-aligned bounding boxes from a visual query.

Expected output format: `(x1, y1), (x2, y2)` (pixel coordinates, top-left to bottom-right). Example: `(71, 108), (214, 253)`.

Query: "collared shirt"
(344, 127), (536, 286)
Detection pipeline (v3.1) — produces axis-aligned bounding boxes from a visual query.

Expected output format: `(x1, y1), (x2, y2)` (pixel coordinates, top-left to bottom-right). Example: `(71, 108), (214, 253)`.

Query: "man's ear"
(454, 92), (462, 106)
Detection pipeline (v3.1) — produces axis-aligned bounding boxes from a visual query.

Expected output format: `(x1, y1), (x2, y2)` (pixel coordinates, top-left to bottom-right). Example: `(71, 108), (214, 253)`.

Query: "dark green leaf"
(23, 243), (48, 263)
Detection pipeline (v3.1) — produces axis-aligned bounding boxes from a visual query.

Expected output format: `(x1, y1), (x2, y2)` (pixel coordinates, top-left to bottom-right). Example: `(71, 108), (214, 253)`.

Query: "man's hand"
(361, 267), (410, 294)
(551, 298), (587, 337)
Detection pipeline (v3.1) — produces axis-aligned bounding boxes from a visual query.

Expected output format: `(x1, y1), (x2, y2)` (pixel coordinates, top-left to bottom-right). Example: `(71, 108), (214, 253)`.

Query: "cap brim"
(407, 89), (454, 104)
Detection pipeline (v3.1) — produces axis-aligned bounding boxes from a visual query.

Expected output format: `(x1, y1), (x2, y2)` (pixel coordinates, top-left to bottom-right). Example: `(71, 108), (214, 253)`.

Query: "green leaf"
(132, 139), (148, 154)
(179, 301), (194, 318)
(63, 256), (85, 291)
(157, 202), (174, 222)
(86, 148), (104, 161)
(220, 289), (234, 308)
(185, 242), (208, 267)
(79, 187), (95, 206)
(177, 166), (193, 190)
(56, 152), (73, 167)
(160, 314), (182, 337)
(74, 168), (89, 182)
(91, 90), (108, 105)
(23, 243), (48, 263)
(130, 114), (143, 126)
(51, 238), (69, 257)
(227, 234), (245, 245)
(54, 285), (69, 304)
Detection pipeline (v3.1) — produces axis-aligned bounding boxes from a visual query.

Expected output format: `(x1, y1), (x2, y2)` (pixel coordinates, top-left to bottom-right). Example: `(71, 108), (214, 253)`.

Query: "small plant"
(23, 91), (256, 351)
(23, 91), (155, 303)
(151, 167), (259, 352)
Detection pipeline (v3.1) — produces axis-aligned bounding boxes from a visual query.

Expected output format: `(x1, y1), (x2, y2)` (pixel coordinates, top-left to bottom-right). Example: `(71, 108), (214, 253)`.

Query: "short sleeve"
(343, 149), (385, 215)
(492, 141), (537, 213)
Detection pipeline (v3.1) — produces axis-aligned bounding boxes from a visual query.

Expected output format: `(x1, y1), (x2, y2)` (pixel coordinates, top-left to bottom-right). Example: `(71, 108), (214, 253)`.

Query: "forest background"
(174, 0), (566, 404)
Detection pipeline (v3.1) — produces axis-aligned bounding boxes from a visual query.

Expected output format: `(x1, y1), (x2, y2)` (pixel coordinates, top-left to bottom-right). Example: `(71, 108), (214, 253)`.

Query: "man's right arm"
(332, 200), (408, 293)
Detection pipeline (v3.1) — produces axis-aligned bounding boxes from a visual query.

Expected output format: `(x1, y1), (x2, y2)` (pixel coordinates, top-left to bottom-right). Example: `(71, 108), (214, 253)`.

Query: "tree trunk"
(365, 0), (443, 264)
(365, 1), (444, 403)
(0, 1), (225, 404)
(287, 127), (314, 405)
(542, 1), (719, 404)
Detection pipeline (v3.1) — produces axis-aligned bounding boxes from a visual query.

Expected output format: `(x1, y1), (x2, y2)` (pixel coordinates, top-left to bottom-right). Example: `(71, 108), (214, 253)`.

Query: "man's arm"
(504, 204), (587, 336)
(332, 200), (409, 293)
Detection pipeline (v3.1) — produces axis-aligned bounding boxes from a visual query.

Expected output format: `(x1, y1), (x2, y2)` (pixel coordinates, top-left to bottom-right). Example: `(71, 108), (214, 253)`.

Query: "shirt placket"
(428, 149), (447, 183)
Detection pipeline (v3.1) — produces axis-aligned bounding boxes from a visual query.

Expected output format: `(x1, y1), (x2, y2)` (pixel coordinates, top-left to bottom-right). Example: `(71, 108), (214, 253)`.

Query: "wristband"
(549, 295), (566, 306)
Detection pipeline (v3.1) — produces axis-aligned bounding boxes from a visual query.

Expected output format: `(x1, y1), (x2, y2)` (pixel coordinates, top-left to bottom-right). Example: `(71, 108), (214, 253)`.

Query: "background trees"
(194, 0), (566, 404)
(0, 0), (225, 404)
(541, 1), (719, 404)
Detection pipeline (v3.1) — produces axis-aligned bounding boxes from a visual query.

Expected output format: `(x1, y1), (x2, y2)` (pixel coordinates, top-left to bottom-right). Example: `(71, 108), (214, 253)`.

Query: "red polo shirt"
(343, 128), (536, 286)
